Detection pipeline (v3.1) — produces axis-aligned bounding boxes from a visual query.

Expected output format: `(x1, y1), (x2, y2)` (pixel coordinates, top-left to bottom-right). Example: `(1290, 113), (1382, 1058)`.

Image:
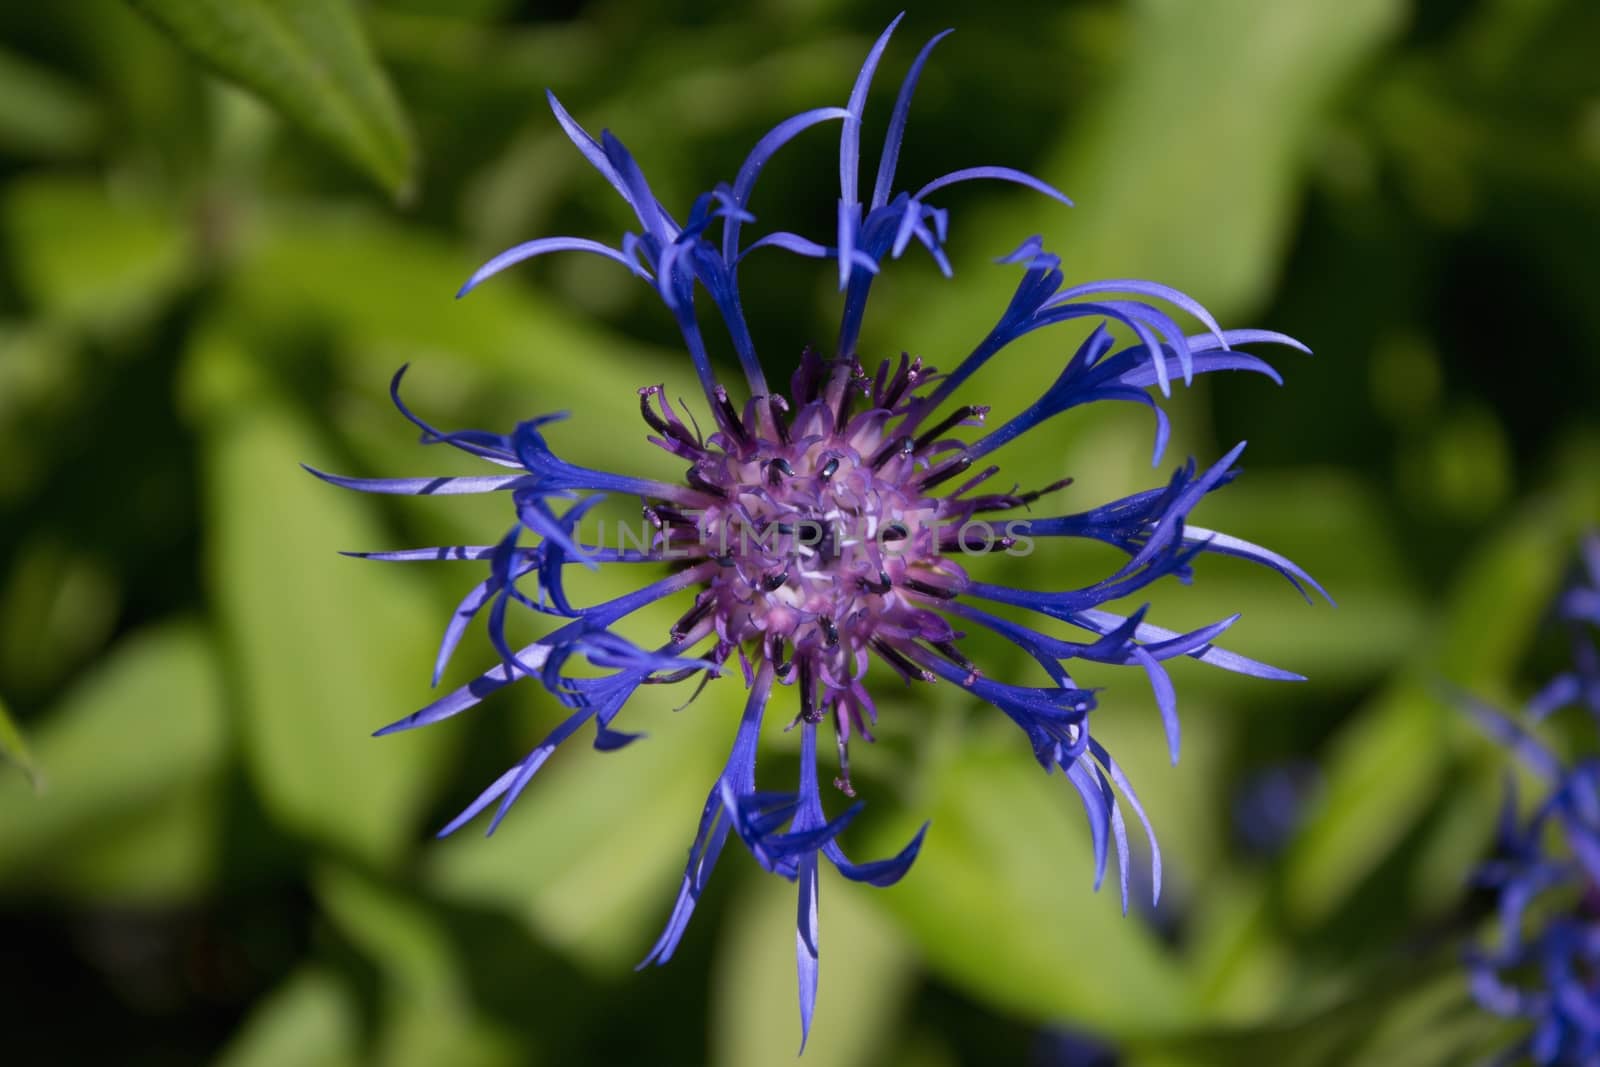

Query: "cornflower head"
(310, 16), (1323, 1045)
(1463, 533), (1600, 1065)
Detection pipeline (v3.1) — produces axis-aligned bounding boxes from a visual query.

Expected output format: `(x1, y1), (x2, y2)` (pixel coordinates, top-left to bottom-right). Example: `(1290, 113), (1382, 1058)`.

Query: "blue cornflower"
(311, 16), (1322, 1045)
(1464, 532), (1600, 1065)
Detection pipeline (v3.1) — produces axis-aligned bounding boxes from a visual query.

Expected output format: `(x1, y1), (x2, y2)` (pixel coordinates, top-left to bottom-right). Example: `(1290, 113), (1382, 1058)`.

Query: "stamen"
(766, 633), (792, 677)
(686, 464), (727, 498)
(637, 385), (700, 450)
(761, 569), (790, 592)
(913, 405), (988, 451)
(798, 661), (822, 723)
(670, 594), (716, 641)
(644, 503), (697, 529)
(1019, 476), (1075, 506)
(712, 385), (752, 449)
(972, 475), (1076, 513)
(918, 454), (973, 490)
(871, 637), (936, 683)
(831, 360), (866, 433)
(869, 435), (915, 470)
(938, 526), (1015, 554)
(638, 388), (668, 435)
(902, 576), (955, 600)
(949, 464), (1002, 499)
(767, 457), (795, 486)
(820, 615), (839, 648)
(834, 730), (856, 797)
(931, 640), (976, 672)
(818, 457), (840, 483)
(856, 570), (892, 595)
(767, 395), (791, 444)
(880, 355), (925, 410)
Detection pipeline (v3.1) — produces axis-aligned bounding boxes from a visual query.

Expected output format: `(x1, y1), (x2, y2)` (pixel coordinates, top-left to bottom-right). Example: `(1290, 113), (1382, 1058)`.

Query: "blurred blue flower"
(311, 15), (1320, 1046)
(1464, 532), (1600, 1065)
(1231, 761), (1322, 857)
(1029, 1024), (1120, 1067)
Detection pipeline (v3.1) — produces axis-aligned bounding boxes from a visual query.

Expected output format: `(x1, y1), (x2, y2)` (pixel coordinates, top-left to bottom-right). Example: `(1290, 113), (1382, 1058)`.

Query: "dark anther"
(798, 663), (822, 723)
(815, 524), (838, 560)
(834, 731), (856, 798)
(767, 395), (791, 445)
(766, 457), (795, 486)
(937, 522), (993, 550)
(712, 385), (751, 448)
(766, 634), (792, 677)
(856, 570), (892, 595)
(760, 569), (790, 592)
(711, 550), (738, 567)
(869, 435), (915, 470)
(879, 355), (925, 410)
(918, 454), (973, 491)
(914, 405), (988, 451)
(818, 457), (840, 483)
(871, 637), (936, 683)
(649, 664), (706, 684)
(638, 388), (669, 434)
(820, 615), (839, 648)
(1014, 476), (1075, 508)
(939, 529), (1015, 554)
(670, 595), (715, 641)
(793, 520), (825, 549)
(879, 522), (908, 542)
(902, 577), (955, 600)
(931, 640), (975, 671)
(832, 362), (866, 433)
(644, 503), (696, 529)
(685, 465), (727, 498)
(638, 385), (700, 449)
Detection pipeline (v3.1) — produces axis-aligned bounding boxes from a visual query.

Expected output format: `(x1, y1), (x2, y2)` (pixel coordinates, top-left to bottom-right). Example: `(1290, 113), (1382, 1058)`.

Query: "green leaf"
(44, 778), (226, 903)
(1434, 480), (1600, 690)
(124, 0), (416, 198)
(1285, 464), (1600, 924)
(315, 865), (522, 1067)
(871, 0), (1403, 352)
(214, 968), (362, 1067)
(0, 692), (38, 790)
(1140, 960), (1510, 1067)
(1167, 471), (1421, 683)
(866, 725), (1193, 1036)
(427, 678), (737, 973)
(1, 176), (189, 329)
(231, 212), (688, 440)
(188, 324), (444, 867)
(713, 868), (918, 1067)
(0, 623), (227, 897)
(1283, 680), (1446, 925)
(1040, 0), (1403, 314)
(0, 47), (101, 158)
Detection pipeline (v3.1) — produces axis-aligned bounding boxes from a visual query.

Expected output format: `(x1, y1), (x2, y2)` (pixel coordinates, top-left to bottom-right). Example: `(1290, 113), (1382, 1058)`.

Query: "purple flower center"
(641, 346), (1063, 794)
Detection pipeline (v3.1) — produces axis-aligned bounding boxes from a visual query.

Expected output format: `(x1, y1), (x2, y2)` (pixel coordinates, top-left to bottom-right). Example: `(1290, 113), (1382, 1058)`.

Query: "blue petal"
(839, 14), (905, 207)
(304, 465), (526, 496)
(795, 852), (820, 1054)
(457, 236), (642, 298)
(723, 106), (851, 261)
(915, 165), (1073, 207)
(825, 823), (929, 886)
(869, 30), (954, 210)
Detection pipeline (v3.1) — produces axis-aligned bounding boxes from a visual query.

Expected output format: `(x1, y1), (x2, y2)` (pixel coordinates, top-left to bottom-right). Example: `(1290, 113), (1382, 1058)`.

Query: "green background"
(2, 1), (1598, 1064)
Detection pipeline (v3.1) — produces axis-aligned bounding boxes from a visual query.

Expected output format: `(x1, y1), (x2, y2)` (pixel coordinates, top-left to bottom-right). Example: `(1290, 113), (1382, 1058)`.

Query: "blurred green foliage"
(1, 1), (1597, 1064)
